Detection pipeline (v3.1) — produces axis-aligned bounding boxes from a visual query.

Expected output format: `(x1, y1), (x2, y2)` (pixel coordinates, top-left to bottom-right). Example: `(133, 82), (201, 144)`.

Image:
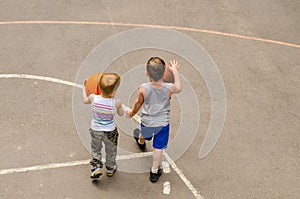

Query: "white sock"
(151, 167), (158, 174)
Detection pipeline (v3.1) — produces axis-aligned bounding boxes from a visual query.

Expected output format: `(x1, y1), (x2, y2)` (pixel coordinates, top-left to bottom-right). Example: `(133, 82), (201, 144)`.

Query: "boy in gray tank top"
(127, 57), (182, 182)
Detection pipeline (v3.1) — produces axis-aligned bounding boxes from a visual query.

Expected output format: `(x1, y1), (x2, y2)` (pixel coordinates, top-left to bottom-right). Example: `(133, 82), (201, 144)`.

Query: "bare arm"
(115, 99), (124, 116)
(82, 82), (94, 104)
(169, 60), (182, 94)
(126, 85), (145, 118)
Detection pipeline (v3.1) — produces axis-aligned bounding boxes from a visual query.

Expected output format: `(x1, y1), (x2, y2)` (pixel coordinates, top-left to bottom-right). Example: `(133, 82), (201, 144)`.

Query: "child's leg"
(152, 148), (163, 171)
(89, 129), (104, 166)
(149, 124), (169, 182)
(103, 128), (119, 176)
(152, 124), (170, 169)
(89, 129), (104, 178)
(149, 148), (163, 183)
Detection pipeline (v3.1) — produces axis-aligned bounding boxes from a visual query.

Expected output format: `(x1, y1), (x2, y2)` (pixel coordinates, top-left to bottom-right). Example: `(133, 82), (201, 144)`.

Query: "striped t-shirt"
(91, 95), (116, 131)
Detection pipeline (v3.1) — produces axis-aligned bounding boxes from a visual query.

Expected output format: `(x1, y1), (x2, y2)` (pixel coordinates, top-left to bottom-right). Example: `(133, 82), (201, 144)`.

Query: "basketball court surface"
(0, 1), (299, 198)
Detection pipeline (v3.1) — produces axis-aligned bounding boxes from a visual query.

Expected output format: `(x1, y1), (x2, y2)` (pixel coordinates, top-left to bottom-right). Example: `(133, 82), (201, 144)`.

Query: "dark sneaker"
(106, 165), (117, 177)
(150, 168), (162, 183)
(90, 167), (103, 178)
(90, 158), (103, 168)
(133, 128), (146, 151)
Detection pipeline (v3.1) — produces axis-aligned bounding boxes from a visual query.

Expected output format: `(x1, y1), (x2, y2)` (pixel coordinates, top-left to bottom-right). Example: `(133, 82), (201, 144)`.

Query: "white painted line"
(0, 160), (89, 175)
(126, 99), (203, 198)
(0, 74), (142, 123)
(0, 152), (153, 176)
(164, 152), (204, 199)
(0, 73), (203, 199)
(116, 152), (153, 160)
(163, 181), (171, 195)
(162, 161), (171, 174)
(0, 74), (137, 124)
(0, 74), (82, 88)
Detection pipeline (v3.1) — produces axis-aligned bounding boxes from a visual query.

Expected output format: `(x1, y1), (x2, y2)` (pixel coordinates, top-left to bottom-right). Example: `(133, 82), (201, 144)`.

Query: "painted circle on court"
(72, 28), (226, 173)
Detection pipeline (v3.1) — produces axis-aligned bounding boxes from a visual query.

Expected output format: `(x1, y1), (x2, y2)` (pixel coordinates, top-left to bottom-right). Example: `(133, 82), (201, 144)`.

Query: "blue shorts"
(140, 123), (170, 149)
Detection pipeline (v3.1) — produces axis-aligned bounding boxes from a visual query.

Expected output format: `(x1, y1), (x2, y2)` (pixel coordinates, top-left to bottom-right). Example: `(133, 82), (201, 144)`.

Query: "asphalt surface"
(0, 1), (299, 199)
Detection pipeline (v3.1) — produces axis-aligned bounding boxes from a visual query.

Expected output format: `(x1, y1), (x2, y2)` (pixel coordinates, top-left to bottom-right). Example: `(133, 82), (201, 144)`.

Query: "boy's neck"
(101, 93), (113, 98)
(150, 79), (164, 84)
(150, 79), (164, 88)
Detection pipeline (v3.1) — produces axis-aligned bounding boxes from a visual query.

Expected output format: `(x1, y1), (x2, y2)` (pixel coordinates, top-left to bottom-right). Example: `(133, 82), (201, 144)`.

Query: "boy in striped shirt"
(83, 73), (124, 178)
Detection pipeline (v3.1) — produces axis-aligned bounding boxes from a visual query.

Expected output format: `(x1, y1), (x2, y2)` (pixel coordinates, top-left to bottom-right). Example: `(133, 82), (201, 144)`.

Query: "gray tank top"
(141, 82), (171, 127)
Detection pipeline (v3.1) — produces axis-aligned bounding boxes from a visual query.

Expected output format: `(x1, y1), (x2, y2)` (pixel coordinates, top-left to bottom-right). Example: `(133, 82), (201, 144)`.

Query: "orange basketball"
(85, 73), (103, 95)
(163, 64), (174, 83)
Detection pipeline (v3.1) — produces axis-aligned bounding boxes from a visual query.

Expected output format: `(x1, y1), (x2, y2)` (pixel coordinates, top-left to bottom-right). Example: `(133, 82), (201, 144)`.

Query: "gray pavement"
(0, 1), (299, 199)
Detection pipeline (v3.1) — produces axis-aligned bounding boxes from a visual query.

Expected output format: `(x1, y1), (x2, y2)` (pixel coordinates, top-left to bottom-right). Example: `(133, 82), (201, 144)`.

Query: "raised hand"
(170, 59), (180, 71)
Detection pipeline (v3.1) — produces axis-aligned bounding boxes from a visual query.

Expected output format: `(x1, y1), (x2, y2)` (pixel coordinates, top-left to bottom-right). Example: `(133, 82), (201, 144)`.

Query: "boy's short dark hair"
(146, 57), (166, 81)
(99, 73), (121, 95)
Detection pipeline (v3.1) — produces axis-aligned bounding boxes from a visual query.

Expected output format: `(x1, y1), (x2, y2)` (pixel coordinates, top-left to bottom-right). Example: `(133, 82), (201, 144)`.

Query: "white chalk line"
(164, 152), (204, 199)
(0, 74), (82, 88)
(0, 73), (204, 199)
(0, 152), (153, 176)
(0, 160), (89, 176)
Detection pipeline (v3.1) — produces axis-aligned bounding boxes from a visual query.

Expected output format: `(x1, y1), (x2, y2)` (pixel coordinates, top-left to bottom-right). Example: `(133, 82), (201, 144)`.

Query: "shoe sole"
(90, 171), (103, 179)
(150, 174), (161, 182)
(106, 171), (116, 177)
(106, 169), (117, 177)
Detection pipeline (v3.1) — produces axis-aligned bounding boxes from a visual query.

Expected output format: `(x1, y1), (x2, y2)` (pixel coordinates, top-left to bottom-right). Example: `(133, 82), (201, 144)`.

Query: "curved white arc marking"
(0, 74), (82, 88)
(72, 28), (224, 161)
(0, 73), (203, 199)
